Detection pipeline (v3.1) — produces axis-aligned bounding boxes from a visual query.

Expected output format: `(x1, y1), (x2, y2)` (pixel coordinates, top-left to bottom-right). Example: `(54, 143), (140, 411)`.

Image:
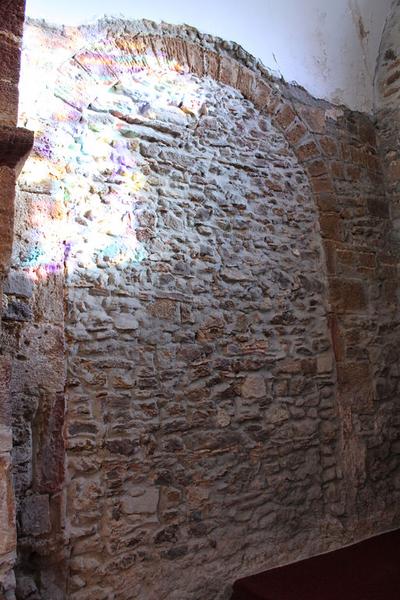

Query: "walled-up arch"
(9, 18), (399, 600)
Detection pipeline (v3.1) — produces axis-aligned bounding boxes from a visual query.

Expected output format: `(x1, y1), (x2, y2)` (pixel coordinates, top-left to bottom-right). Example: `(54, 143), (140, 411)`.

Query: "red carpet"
(231, 529), (400, 600)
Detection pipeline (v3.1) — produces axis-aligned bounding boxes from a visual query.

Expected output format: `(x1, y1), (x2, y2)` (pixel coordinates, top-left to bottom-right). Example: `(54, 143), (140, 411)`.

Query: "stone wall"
(375, 0), (400, 251)
(374, 0), (400, 531)
(4, 16), (400, 600)
(63, 63), (337, 600)
(288, 97), (399, 532)
(3, 187), (66, 599)
(0, 1), (33, 598)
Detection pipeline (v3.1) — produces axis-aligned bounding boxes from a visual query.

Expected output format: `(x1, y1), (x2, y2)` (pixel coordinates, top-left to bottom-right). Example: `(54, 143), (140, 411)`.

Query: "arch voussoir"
(185, 42), (205, 77)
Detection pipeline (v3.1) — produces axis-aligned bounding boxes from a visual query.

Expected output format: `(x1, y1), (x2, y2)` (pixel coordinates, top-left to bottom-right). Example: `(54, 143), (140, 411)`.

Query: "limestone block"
(20, 495), (51, 537)
(121, 488), (159, 515)
(241, 374), (266, 399)
(0, 426), (12, 454)
(0, 456), (16, 555)
(113, 314), (139, 330)
(3, 271), (33, 298)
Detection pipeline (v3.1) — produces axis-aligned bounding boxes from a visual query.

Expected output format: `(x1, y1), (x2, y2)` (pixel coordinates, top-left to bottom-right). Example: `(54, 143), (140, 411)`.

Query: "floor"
(231, 529), (400, 600)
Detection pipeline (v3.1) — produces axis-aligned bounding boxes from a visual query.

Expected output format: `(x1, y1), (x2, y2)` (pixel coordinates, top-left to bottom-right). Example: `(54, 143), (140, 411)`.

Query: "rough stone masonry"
(63, 64), (337, 600)
(0, 12), (399, 600)
(0, 1), (34, 597)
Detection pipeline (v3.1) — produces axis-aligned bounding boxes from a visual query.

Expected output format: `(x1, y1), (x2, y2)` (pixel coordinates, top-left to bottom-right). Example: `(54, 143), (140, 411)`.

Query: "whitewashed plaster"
(25, 0), (394, 113)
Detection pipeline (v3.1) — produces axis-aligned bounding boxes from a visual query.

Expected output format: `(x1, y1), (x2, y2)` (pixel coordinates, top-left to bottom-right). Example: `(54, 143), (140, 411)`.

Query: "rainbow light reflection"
(18, 32), (207, 282)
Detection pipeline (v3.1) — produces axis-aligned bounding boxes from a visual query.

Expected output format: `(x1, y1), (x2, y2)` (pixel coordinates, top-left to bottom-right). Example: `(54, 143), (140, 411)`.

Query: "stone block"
(237, 65), (256, 99)
(387, 160), (400, 183)
(367, 198), (389, 218)
(35, 392), (65, 494)
(297, 105), (326, 133)
(161, 545), (188, 560)
(359, 118), (376, 148)
(297, 140), (320, 162)
(0, 38), (21, 84)
(162, 37), (188, 70)
(331, 160), (345, 179)
(346, 164), (361, 181)
(0, 455), (16, 555)
(20, 494), (51, 537)
(0, 425), (12, 454)
(0, 166), (15, 273)
(265, 405), (289, 424)
(3, 271), (33, 298)
(204, 50), (219, 80)
(2, 298), (33, 322)
(0, 356), (12, 429)
(218, 56), (239, 87)
(323, 240), (337, 274)
(286, 120), (308, 146)
(359, 253), (376, 269)
(317, 353), (334, 374)
(0, 126), (34, 170)
(316, 193), (337, 212)
(113, 313), (139, 330)
(0, 80), (18, 126)
(319, 214), (342, 240)
(275, 104), (297, 131)
(15, 575), (40, 600)
(250, 79), (274, 110)
(186, 42), (204, 77)
(311, 176), (334, 195)
(121, 488), (159, 515)
(241, 374), (266, 399)
(104, 438), (138, 455)
(330, 278), (367, 313)
(320, 136), (338, 157)
(149, 299), (179, 321)
(196, 316), (224, 341)
(336, 249), (355, 267)
(336, 361), (373, 410)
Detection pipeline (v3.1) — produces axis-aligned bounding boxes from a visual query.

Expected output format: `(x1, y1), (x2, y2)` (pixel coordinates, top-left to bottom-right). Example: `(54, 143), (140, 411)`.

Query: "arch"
(10, 16), (399, 600)
(49, 21), (336, 238)
(19, 17), (397, 599)
(40, 21), (340, 596)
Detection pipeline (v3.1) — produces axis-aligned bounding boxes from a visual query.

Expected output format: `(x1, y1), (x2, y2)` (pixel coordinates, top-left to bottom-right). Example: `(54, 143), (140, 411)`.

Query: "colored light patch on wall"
(18, 48), (210, 282)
